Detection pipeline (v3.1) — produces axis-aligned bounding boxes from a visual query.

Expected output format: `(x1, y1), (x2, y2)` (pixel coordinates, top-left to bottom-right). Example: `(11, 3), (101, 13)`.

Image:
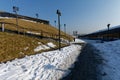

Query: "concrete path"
(61, 43), (102, 80)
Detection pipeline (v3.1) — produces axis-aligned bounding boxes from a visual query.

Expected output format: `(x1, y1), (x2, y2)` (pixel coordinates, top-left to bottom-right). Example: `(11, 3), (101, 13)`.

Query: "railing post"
(41, 30), (43, 38)
(2, 22), (5, 32)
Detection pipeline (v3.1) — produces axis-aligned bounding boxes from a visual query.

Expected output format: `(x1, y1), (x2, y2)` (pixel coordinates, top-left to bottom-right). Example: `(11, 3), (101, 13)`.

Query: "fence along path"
(0, 22), (70, 42)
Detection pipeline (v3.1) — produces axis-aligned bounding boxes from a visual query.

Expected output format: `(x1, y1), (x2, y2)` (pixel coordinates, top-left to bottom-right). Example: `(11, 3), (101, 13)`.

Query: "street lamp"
(64, 24), (66, 35)
(56, 9), (61, 51)
(107, 24), (110, 41)
(54, 20), (56, 27)
(36, 13), (39, 23)
(36, 13), (39, 19)
(13, 6), (19, 34)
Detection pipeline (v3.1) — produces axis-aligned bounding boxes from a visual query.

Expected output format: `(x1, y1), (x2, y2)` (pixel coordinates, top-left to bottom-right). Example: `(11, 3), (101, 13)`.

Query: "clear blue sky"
(0, 0), (120, 34)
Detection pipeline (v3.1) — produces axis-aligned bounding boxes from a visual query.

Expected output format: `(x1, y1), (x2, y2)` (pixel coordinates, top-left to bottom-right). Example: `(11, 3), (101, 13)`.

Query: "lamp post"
(36, 13), (39, 19)
(13, 6), (19, 34)
(36, 13), (39, 23)
(56, 9), (61, 51)
(64, 24), (66, 35)
(54, 20), (56, 27)
(107, 24), (110, 41)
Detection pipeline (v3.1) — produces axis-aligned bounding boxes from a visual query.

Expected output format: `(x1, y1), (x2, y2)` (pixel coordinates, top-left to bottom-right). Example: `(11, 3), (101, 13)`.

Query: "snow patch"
(20, 19), (37, 23)
(27, 31), (41, 35)
(24, 47), (29, 51)
(0, 17), (14, 19)
(34, 42), (56, 52)
(61, 38), (69, 44)
(47, 42), (56, 48)
(34, 45), (46, 52)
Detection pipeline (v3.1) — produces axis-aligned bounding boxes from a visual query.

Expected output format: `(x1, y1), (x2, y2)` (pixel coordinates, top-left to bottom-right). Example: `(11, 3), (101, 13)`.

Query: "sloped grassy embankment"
(0, 18), (72, 40)
(0, 18), (73, 63)
(0, 32), (67, 63)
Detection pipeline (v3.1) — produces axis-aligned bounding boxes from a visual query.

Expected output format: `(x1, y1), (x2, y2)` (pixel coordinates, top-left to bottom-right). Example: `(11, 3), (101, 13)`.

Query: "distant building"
(79, 25), (120, 40)
(0, 11), (49, 24)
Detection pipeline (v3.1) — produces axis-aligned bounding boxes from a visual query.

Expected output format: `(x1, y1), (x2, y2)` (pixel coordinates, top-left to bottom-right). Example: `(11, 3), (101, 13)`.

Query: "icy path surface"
(93, 40), (120, 80)
(0, 44), (82, 80)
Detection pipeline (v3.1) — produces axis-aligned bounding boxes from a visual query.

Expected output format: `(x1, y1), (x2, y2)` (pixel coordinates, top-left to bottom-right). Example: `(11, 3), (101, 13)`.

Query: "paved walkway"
(61, 44), (102, 80)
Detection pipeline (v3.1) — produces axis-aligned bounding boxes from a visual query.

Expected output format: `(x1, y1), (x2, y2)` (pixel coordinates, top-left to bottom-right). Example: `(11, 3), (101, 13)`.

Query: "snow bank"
(93, 40), (120, 80)
(0, 44), (82, 80)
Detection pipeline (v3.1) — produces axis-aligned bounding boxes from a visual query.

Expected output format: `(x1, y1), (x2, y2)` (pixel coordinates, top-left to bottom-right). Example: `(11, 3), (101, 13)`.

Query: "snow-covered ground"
(3, 37), (120, 80)
(0, 39), (83, 80)
(84, 39), (120, 80)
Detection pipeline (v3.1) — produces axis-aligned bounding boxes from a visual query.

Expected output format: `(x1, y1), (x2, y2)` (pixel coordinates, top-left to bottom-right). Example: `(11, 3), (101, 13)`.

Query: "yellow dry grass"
(0, 18), (73, 40)
(0, 32), (68, 63)
(0, 18), (73, 63)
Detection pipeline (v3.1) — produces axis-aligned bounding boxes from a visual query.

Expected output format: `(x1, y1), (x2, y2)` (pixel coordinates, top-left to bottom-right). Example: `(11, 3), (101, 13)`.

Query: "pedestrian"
(74, 38), (75, 42)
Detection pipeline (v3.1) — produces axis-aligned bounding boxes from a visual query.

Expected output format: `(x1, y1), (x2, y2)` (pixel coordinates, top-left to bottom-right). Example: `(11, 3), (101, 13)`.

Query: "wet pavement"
(61, 44), (102, 80)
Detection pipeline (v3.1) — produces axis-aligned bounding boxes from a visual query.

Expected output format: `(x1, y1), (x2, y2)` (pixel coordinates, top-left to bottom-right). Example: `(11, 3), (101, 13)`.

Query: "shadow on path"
(61, 43), (102, 80)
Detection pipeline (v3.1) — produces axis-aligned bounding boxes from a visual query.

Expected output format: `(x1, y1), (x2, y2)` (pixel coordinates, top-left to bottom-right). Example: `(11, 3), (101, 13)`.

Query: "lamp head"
(107, 24), (110, 28)
(56, 9), (61, 16)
